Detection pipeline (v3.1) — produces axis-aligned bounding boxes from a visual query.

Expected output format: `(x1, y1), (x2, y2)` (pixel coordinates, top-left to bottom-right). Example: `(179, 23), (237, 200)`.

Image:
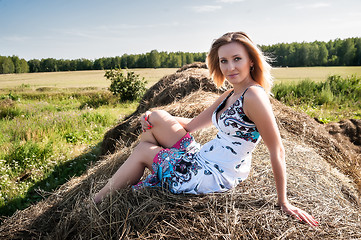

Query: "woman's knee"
(133, 142), (160, 167)
(148, 110), (172, 125)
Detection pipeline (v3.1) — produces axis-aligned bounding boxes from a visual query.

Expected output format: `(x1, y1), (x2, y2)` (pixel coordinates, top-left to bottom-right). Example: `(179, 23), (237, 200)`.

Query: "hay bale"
(176, 62), (208, 72)
(1, 90), (361, 240)
(100, 64), (229, 155)
(271, 98), (361, 194)
(1, 67), (361, 239)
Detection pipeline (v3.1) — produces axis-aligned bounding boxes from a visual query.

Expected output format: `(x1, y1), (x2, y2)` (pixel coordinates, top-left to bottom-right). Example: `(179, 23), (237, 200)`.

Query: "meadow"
(1, 66), (361, 89)
(0, 66), (360, 217)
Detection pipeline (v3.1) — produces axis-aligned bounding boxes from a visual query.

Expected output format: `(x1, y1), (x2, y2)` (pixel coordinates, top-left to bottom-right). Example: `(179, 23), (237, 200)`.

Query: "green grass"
(272, 75), (361, 122)
(0, 88), (138, 216)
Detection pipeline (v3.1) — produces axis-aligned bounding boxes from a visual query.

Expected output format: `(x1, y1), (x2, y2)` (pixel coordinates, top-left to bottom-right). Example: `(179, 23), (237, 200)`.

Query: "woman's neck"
(232, 77), (255, 95)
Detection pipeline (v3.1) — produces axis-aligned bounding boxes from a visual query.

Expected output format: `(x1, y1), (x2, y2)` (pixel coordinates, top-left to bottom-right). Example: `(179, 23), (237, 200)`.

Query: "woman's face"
(218, 42), (253, 86)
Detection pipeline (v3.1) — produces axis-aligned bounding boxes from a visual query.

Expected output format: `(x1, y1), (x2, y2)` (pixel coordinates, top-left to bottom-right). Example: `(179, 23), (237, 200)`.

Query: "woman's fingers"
(295, 208), (319, 226)
(297, 211), (315, 226)
(140, 111), (153, 132)
(281, 204), (319, 227)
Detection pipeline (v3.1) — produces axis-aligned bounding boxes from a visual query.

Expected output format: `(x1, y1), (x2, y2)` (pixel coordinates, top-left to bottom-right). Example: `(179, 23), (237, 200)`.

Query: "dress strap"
(241, 85), (264, 104)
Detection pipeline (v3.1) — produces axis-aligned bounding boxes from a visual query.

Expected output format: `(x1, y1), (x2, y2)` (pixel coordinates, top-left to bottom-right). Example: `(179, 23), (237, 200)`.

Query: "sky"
(1, 0), (361, 60)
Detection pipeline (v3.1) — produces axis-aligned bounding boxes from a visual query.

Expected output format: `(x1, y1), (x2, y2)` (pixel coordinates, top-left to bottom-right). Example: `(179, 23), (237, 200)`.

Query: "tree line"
(261, 37), (361, 67)
(1, 37), (360, 74)
(0, 56), (29, 74)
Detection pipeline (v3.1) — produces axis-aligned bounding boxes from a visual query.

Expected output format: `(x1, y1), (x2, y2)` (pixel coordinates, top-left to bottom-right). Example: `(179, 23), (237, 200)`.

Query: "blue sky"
(1, 0), (361, 60)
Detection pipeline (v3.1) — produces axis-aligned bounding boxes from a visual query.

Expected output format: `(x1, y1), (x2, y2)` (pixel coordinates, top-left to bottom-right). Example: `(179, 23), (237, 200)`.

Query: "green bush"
(272, 75), (361, 122)
(316, 84), (334, 105)
(105, 69), (147, 102)
(79, 92), (116, 109)
(272, 75), (361, 107)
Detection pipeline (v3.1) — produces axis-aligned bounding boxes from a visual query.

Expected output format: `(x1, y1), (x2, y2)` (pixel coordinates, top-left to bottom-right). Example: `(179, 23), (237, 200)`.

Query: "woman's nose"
(228, 62), (235, 71)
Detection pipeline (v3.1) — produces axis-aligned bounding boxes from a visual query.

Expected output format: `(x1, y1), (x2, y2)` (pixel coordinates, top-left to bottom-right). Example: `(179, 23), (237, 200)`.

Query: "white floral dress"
(133, 87), (262, 194)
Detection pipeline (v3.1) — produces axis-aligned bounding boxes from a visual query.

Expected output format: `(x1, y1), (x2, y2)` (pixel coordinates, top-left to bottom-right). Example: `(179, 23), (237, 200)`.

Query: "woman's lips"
(228, 73), (239, 78)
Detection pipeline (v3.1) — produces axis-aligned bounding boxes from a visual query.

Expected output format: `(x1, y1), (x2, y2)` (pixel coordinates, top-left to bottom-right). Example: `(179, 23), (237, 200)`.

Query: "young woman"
(94, 32), (318, 227)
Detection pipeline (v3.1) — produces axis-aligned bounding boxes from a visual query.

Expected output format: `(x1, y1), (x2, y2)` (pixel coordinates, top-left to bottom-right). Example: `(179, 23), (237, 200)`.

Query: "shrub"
(316, 84), (334, 105)
(105, 69), (147, 102)
(272, 75), (361, 108)
(79, 92), (116, 109)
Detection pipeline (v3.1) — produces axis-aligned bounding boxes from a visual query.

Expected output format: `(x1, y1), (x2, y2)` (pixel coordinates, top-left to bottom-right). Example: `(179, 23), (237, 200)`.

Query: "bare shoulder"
(244, 86), (270, 105)
(243, 86), (273, 121)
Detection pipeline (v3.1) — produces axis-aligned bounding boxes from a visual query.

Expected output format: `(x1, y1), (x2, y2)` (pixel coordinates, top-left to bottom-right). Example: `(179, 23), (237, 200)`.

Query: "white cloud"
(191, 5), (222, 13)
(1, 36), (31, 42)
(216, 0), (245, 3)
(295, 2), (330, 9)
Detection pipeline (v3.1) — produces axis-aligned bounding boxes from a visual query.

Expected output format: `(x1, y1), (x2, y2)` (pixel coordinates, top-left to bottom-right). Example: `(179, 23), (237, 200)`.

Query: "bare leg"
(94, 110), (187, 203)
(140, 110), (187, 148)
(93, 142), (162, 203)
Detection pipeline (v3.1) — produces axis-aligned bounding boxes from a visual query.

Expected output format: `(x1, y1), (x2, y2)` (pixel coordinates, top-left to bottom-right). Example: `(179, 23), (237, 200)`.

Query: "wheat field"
(1, 66), (361, 90)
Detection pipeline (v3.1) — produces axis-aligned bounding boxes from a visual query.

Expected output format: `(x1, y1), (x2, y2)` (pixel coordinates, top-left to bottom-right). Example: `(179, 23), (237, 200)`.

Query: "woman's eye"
(234, 57), (241, 61)
(220, 59), (227, 64)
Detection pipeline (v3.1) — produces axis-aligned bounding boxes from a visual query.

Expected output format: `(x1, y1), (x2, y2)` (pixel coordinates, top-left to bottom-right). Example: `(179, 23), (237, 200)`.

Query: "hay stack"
(271, 99), (361, 193)
(1, 64), (361, 239)
(100, 62), (229, 155)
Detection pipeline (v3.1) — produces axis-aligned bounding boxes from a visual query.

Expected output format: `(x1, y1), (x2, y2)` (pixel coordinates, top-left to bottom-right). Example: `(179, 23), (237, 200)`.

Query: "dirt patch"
(326, 119), (361, 146)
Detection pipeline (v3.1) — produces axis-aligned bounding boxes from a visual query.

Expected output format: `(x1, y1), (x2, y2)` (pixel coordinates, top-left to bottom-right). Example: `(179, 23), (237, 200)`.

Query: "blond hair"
(207, 32), (273, 94)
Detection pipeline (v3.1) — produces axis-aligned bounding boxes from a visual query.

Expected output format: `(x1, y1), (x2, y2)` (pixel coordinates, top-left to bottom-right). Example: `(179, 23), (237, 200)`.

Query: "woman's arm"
(142, 89), (233, 133)
(173, 116), (192, 130)
(243, 87), (318, 227)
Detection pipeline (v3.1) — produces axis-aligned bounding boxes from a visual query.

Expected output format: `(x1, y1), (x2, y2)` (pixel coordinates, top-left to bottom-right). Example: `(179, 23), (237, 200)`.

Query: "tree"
(317, 42), (328, 66)
(121, 54), (128, 69)
(148, 50), (160, 68)
(28, 59), (41, 72)
(354, 38), (361, 65)
(11, 56), (21, 73)
(186, 53), (194, 64)
(93, 58), (104, 70)
(1, 57), (15, 74)
(340, 38), (356, 66)
(111, 57), (121, 69)
(40, 58), (57, 72)
(19, 59), (29, 73)
(126, 55), (137, 68)
(299, 43), (310, 66)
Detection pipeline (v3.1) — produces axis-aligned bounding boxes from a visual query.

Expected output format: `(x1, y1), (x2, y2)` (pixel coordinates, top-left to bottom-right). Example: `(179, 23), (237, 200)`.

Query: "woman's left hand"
(280, 202), (319, 227)
(140, 111), (153, 132)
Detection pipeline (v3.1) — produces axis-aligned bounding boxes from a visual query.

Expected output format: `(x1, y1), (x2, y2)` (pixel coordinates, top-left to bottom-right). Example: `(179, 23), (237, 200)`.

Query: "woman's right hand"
(140, 111), (153, 132)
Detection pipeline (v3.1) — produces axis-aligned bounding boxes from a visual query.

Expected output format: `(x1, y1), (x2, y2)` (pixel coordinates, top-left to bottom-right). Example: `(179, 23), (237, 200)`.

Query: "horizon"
(1, 0), (361, 61)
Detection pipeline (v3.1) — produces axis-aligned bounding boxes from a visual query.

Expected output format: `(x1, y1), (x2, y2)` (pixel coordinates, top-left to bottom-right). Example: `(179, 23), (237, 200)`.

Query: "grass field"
(272, 66), (361, 84)
(0, 88), (138, 216)
(0, 68), (178, 89)
(1, 66), (361, 89)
